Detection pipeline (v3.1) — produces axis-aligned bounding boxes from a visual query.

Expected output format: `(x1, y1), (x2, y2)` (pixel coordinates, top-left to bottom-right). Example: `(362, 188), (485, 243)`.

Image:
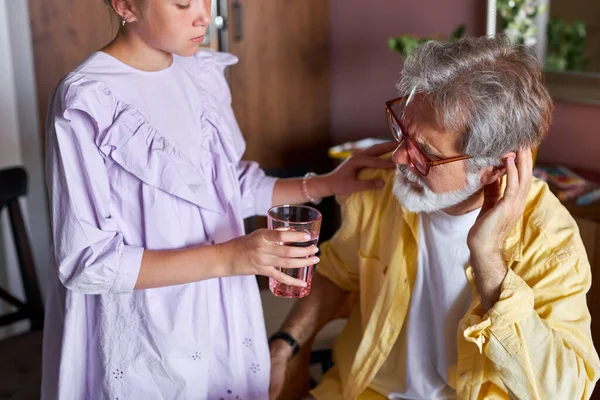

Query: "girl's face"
(132, 0), (211, 57)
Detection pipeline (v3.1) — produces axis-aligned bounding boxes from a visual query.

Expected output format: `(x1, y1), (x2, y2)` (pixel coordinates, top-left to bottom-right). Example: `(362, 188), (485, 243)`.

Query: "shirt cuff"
(254, 175), (278, 216)
(111, 244), (144, 293)
(464, 268), (534, 354)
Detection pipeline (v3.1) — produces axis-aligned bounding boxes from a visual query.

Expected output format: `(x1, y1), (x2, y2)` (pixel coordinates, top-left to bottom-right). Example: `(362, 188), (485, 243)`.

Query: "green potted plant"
(496, 0), (546, 47)
(388, 24), (466, 59)
(545, 19), (588, 72)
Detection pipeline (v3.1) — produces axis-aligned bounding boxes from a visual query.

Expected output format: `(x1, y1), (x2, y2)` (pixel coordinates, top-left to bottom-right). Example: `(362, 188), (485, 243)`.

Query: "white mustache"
(393, 165), (484, 213)
(396, 165), (425, 186)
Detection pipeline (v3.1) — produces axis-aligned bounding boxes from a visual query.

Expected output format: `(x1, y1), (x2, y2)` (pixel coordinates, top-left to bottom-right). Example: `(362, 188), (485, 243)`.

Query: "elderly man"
(269, 36), (600, 400)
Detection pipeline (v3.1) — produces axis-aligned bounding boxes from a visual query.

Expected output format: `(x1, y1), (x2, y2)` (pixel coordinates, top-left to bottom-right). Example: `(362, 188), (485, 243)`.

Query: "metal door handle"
(231, 1), (243, 42)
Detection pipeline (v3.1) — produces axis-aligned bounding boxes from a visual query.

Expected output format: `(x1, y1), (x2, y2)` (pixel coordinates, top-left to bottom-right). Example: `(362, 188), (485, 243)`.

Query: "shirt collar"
(398, 182), (525, 263)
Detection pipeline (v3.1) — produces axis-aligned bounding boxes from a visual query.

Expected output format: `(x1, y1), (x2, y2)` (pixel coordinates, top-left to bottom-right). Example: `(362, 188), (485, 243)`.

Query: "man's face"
(391, 96), (483, 213)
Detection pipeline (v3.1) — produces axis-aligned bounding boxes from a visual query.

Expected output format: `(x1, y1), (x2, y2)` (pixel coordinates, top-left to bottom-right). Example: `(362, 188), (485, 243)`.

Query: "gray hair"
(398, 36), (553, 170)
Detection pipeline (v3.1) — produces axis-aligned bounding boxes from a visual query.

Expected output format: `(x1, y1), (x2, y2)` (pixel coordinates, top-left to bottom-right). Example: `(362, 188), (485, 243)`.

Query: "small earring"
(122, 18), (126, 26)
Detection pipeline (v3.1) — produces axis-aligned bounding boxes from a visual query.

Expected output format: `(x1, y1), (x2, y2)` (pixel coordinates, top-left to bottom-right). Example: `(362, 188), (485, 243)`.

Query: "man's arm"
(466, 152), (523, 312)
(465, 150), (600, 398)
(270, 273), (349, 360)
(464, 256), (600, 399)
(269, 272), (350, 400)
(469, 251), (507, 312)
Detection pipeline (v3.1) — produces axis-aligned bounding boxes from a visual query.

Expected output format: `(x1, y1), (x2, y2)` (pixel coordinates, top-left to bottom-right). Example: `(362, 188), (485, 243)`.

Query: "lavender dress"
(42, 51), (276, 400)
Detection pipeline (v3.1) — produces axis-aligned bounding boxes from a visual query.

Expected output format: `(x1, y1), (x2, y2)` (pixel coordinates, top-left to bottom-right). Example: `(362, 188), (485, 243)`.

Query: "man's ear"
(479, 152), (516, 186)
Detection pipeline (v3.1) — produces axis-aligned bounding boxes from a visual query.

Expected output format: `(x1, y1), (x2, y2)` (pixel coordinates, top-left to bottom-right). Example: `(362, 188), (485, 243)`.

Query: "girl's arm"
(135, 228), (318, 290)
(271, 142), (397, 206)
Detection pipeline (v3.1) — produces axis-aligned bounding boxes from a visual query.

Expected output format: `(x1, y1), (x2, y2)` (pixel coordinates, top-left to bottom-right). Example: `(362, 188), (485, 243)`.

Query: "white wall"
(0, 0), (23, 337)
(0, 3), (22, 165)
(0, 0), (52, 338)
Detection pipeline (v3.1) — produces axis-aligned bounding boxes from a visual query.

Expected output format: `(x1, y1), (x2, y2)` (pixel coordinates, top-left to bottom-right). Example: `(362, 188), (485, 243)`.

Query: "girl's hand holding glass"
(219, 228), (319, 288)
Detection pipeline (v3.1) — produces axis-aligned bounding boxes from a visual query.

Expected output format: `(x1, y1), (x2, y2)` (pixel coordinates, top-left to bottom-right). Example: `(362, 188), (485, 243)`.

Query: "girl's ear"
(112, 0), (139, 23)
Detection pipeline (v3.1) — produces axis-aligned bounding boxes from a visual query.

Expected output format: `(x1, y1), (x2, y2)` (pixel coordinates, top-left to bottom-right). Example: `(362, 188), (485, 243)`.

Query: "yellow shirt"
(311, 168), (600, 400)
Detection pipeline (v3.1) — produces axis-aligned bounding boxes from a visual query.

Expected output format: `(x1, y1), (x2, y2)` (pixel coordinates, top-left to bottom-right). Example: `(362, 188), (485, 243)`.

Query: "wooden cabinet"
(576, 216), (600, 400)
(575, 216), (600, 336)
(568, 196), (600, 399)
(226, 0), (331, 170)
(577, 217), (600, 281)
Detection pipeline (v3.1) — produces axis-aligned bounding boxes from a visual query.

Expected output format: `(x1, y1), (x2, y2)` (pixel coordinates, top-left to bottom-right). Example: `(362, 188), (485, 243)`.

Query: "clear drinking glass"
(267, 205), (322, 298)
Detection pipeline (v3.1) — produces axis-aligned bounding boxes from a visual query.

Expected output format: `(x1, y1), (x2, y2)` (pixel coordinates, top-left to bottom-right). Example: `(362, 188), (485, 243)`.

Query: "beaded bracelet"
(302, 172), (322, 205)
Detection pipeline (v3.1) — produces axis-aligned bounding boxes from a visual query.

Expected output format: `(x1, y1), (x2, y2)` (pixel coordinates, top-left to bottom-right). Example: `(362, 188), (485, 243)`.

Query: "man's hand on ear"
(467, 148), (533, 311)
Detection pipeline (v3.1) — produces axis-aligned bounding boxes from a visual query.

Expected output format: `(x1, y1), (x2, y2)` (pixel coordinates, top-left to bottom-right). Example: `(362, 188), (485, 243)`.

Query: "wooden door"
(227, 0), (331, 170)
(29, 0), (118, 150)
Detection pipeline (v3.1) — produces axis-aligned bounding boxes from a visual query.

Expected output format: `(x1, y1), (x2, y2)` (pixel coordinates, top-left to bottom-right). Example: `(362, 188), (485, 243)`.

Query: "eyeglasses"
(386, 96), (471, 176)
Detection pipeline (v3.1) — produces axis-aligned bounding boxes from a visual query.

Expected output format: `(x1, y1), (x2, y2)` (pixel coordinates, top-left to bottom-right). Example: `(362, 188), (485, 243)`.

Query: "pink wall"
(537, 101), (600, 173)
(329, 0), (485, 144)
(329, 0), (600, 174)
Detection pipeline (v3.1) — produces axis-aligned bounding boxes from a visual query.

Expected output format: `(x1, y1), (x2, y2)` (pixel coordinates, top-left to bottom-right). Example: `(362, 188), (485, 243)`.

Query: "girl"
(42, 0), (395, 398)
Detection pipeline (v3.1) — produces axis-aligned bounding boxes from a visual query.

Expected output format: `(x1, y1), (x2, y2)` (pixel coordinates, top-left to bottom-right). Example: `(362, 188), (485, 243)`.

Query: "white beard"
(393, 166), (483, 213)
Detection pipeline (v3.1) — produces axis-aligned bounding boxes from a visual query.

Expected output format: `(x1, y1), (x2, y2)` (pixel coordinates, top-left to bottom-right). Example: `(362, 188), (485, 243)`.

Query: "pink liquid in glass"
(269, 227), (319, 298)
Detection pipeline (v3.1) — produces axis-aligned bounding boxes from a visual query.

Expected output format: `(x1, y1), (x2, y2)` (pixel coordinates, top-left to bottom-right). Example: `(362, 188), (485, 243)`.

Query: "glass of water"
(267, 205), (322, 298)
